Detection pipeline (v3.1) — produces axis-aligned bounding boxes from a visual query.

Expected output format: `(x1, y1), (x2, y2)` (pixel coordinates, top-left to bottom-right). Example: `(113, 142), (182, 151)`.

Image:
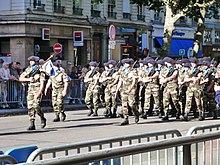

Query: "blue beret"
(202, 61), (211, 66)
(104, 62), (109, 67)
(157, 60), (164, 65)
(123, 58), (130, 64)
(181, 58), (190, 64)
(28, 56), (40, 62)
(147, 59), (156, 65)
(144, 57), (153, 61)
(176, 60), (182, 64)
(108, 60), (117, 65)
(189, 57), (197, 63)
(203, 57), (211, 62)
(184, 63), (191, 68)
(139, 59), (145, 63)
(163, 57), (175, 64)
(53, 60), (62, 67)
(129, 58), (134, 64)
(89, 61), (98, 67)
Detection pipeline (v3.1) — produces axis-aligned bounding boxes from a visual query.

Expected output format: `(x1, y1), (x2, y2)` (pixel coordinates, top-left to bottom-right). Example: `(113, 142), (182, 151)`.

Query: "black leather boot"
(162, 114), (169, 121)
(53, 114), (60, 122)
(61, 112), (66, 121)
(198, 112), (205, 121)
(27, 120), (36, 130)
(111, 108), (117, 118)
(213, 111), (218, 119)
(120, 118), (129, 125)
(87, 109), (94, 116)
(40, 116), (47, 128)
(92, 109), (98, 116)
(142, 110), (148, 119)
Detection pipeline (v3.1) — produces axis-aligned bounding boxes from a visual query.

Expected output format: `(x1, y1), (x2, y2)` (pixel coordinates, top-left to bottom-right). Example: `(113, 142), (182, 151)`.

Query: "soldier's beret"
(139, 59), (145, 63)
(39, 59), (45, 65)
(176, 60), (182, 64)
(147, 59), (156, 65)
(142, 60), (148, 65)
(181, 58), (190, 64)
(28, 56), (40, 62)
(189, 57), (197, 63)
(122, 58), (130, 64)
(202, 61), (211, 66)
(129, 58), (134, 64)
(184, 63), (191, 68)
(144, 57), (153, 61)
(163, 57), (175, 64)
(108, 60), (117, 65)
(203, 57), (211, 62)
(89, 61), (98, 67)
(53, 61), (62, 67)
(104, 62), (109, 67)
(211, 60), (218, 65)
(156, 60), (164, 65)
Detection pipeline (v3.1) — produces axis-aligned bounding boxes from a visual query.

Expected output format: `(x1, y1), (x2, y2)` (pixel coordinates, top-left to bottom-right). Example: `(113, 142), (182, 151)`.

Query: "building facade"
(0, 0), (219, 70)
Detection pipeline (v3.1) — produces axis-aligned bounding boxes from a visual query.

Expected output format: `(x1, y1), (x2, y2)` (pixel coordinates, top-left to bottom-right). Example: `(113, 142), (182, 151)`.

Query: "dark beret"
(176, 60), (182, 64)
(184, 63), (191, 68)
(181, 58), (190, 64)
(203, 57), (211, 62)
(53, 61), (62, 67)
(104, 62), (109, 67)
(28, 56), (40, 62)
(123, 58), (130, 64)
(142, 60), (148, 65)
(89, 61), (98, 67)
(157, 60), (164, 65)
(147, 59), (156, 65)
(108, 60), (117, 65)
(144, 57), (153, 61)
(139, 59), (145, 63)
(129, 58), (134, 64)
(202, 61), (211, 66)
(189, 57), (197, 63)
(163, 57), (175, 64)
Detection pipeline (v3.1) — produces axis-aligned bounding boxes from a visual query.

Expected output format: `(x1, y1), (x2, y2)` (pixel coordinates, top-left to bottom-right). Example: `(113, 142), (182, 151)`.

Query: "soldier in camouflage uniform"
(99, 62), (108, 111)
(183, 58), (204, 121)
(141, 59), (160, 119)
(116, 58), (139, 125)
(45, 61), (68, 122)
(200, 61), (217, 119)
(159, 57), (182, 121)
(100, 60), (119, 118)
(19, 56), (46, 130)
(84, 61), (100, 116)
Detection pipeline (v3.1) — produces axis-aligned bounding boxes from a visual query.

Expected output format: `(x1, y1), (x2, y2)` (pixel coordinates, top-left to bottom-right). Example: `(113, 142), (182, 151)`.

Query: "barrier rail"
(22, 131), (220, 165)
(26, 129), (181, 163)
(186, 123), (220, 165)
(0, 155), (17, 164)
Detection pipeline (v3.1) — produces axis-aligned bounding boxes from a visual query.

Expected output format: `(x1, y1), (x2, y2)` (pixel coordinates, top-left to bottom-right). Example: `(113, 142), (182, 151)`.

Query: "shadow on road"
(0, 130), (56, 136)
(65, 116), (108, 122)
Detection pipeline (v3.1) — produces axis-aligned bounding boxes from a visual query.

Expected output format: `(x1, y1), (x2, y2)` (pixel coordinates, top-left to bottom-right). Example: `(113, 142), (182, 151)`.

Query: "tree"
(187, 0), (220, 56)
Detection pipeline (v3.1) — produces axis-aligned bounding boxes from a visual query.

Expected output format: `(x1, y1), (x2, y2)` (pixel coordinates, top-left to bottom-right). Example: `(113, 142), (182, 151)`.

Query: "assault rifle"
(160, 67), (176, 89)
(190, 69), (201, 78)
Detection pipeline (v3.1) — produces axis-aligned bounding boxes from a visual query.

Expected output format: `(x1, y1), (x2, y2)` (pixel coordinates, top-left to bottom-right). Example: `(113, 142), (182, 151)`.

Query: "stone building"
(0, 0), (219, 69)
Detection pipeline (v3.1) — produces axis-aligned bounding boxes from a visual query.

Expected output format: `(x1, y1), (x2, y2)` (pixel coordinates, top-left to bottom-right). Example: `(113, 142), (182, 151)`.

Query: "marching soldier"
(159, 57), (182, 121)
(142, 59), (160, 119)
(99, 62), (108, 110)
(45, 61), (68, 122)
(19, 56), (46, 130)
(116, 58), (139, 125)
(84, 61), (100, 116)
(103, 60), (119, 118)
(183, 58), (204, 121)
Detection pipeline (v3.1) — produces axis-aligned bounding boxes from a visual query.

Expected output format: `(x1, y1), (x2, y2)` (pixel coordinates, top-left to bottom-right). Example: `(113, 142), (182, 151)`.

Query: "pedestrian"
(84, 61), (100, 116)
(19, 56), (46, 130)
(45, 60), (68, 122)
(69, 66), (80, 104)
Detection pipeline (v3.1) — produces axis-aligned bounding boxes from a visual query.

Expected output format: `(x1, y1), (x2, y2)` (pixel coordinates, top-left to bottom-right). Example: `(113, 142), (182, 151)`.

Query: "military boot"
(198, 112), (205, 121)
(27, 120), (36, 130)
(61, 112), (66, 121)
(142, 110), (148, 119)
(162, 113), (169, 121)
(213, 111), (218, 119)
(120, 118), (129, 126)
(134, 111), (139, 124)
(92, 109), (98, 116)
(111, 108), (117, 118)
(53, 114), (60, 122)
(40, 116), (47, 128)
(107, 109), (112, 117)
(182, 113), (189, 121)
(87, 108), (94, 116)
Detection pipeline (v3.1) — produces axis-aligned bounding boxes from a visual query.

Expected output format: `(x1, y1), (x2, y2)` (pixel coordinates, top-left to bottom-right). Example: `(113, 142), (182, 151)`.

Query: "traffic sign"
(53, 43), (62, 54)
(109, 40), (116, 49)
(109, 25), (116, 41)
(179, 49), (185, 56)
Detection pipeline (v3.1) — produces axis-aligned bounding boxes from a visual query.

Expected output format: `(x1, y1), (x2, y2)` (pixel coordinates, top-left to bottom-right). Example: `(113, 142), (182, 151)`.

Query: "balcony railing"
(54, 6), (65, 14)
(33, 3), (45, 11)
(123, 13), (131, 20)
(137, 14), (145, 21)
(108, 11), (117, 19)
(73, 7), (83, 16)
(91, 9), (101, 17)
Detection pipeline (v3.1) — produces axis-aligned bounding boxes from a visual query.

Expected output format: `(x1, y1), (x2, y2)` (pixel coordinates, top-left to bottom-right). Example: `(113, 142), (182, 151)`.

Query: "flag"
(40, 60), (55, 76)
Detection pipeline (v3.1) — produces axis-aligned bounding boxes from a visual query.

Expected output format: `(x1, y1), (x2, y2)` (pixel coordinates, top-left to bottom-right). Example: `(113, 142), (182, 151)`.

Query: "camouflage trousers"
(85, 88), (99, 111)
(202, 91), (216, 112)
(185, 87), (203, 113)
(121, 90), (138, 118)
(52, 87), (64, 115)
(144, 84), (160, 111)
(163, 85), (181, 114)
(104, 87), (117, 111)
(27, 84), (44, 120)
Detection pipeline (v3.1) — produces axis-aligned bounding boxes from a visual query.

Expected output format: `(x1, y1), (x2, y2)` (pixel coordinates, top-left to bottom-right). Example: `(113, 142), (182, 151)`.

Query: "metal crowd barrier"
(0, 155), (17, 164)
(26, 129), (181, 163)
(21, 131), (220, 165)
(186, 123), (220, 165)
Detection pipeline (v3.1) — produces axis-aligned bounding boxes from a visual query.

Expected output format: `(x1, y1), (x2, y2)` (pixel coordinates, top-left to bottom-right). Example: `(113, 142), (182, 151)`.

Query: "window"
(204, 30), (212, 43)
(73, 0), (83, 15)
(108, 0), (116, 18)
(33, 0), (45, 11)
(137, 4), (145, 21)
(91, 0), (100, 17)
(123, 0), (130, 13)
(54, 0), (65, 13)
(215, 31), (220, 43)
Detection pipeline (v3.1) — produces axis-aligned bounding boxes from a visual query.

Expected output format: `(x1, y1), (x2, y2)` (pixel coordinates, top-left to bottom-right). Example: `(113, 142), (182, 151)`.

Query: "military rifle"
(160, 67), (176, 89)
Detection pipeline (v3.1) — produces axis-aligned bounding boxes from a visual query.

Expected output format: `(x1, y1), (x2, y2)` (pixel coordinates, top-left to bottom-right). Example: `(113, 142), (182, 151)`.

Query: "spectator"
(0, 62), (12, 108)
(0, 59), (4, 68)
(69, 66), (80, 104)
(16, 62), (22, 75)
(9, 62), (20, 106)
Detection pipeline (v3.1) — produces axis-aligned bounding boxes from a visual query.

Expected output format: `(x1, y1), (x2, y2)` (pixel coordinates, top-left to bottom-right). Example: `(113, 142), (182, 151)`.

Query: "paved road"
(0, 108), (219, 152)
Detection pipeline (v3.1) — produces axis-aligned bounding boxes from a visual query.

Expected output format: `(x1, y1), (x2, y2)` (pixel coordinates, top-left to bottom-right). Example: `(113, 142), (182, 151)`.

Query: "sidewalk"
(0, 104), (88, 117)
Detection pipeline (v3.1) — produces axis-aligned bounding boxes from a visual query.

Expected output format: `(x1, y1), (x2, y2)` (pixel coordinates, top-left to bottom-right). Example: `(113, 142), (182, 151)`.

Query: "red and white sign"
(42, 28), (50, 40)
(109, 25), (116, 41)
(73, 31), (84, 46)
(53, 43), (62, 54)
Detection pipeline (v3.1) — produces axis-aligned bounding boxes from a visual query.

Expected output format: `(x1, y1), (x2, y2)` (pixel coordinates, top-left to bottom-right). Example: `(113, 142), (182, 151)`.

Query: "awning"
(155, 38), (202, 57)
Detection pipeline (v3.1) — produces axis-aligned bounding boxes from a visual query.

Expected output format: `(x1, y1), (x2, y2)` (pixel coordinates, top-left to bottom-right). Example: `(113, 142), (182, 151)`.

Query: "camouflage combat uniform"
(137, 66), (146, 114)
(84, 69), (100, 116)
